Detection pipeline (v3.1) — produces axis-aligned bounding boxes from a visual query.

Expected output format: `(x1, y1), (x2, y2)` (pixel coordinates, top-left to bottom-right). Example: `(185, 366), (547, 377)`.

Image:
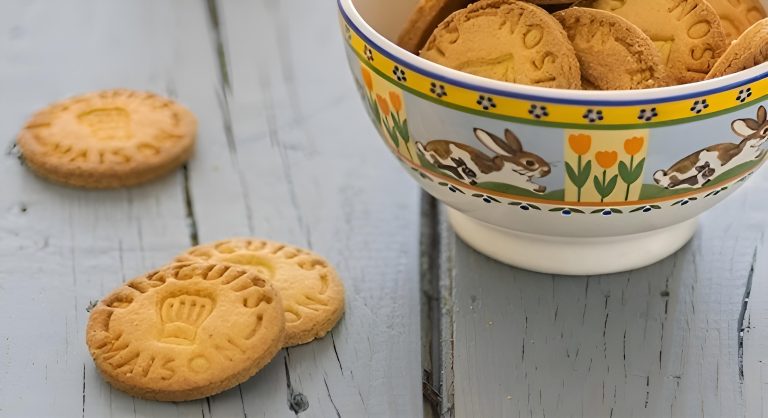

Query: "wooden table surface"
(1, 1), (767, 418)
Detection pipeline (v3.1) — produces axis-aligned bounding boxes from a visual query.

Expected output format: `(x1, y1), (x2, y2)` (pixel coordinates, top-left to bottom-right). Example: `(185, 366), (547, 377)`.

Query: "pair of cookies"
(410, 0), (676, 89)
(560, 0), (764, 43)
(86, 238), (345, 401)
(573, 0), (729, 85)
(399, 0), (768, 90)
(397, 0), (575, 55)
(17, 89), (196, 188)
(418, 0), (583, 89)
(572, 0), (768, 81)
(415, 0), (671, 89)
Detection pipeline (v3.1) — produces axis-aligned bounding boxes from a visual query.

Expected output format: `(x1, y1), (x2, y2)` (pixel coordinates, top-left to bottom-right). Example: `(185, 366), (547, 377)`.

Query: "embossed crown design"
(77, 107), (133, 141)
(160, 294), (214, 345)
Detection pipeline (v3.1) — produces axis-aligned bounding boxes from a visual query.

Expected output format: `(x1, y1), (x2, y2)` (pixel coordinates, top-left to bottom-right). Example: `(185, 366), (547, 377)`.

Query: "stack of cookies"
(85, 238), (345, 401)
(399, 0), (768, 90)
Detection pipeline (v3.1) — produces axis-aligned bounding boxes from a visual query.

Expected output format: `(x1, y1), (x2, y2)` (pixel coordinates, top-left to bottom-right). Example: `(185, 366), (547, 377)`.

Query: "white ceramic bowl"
(338, 0), (768, 274)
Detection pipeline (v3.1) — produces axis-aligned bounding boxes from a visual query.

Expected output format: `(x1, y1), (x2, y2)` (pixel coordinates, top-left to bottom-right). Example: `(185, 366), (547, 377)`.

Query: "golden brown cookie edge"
(85, 262), (286, 401)
(175, 238), (346, 348)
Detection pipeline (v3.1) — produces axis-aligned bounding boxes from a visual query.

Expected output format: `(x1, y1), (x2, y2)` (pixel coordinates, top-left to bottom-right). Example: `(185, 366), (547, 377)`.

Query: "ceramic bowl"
(338, 0), (768, 275)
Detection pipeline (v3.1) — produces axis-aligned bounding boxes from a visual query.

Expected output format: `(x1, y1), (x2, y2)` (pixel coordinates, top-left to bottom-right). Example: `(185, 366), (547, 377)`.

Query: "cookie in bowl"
(420, 0), (581, 88)
(339, 0), (768, 274)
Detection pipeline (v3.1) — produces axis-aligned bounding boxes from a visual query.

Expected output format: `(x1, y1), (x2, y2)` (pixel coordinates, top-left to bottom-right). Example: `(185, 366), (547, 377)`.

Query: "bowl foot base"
(447, 209), (698, 276)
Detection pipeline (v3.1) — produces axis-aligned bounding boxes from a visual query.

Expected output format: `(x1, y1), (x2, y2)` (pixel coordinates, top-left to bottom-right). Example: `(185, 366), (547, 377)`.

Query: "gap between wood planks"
(166, 78), (201, 248)
(199, 1), (254, 416)
(139, 0), (765, 411)
(738, 243), (761, 381)
(203, 0), (447, 415)
(421, 195), (455, 418)
(205, 0), (257, 237)
(200, 1), (344, 416)
(418, 202), (762, 417)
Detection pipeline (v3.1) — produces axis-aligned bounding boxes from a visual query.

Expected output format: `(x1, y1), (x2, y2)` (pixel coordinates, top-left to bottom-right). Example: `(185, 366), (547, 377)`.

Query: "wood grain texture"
(442, 167), (768, 418)
(0, 0), (423, 417)
(0, 2), (203, 417)
(743, 225), (768, 418)
(184, 0), (424, 416)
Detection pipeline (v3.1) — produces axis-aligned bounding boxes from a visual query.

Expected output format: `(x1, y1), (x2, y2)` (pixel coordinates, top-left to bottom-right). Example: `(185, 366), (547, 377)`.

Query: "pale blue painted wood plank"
(444, 168), (768, 417)
(0, 1), (424, 417)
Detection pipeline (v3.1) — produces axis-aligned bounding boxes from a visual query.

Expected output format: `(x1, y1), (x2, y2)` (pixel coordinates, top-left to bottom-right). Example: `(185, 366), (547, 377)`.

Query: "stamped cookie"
(706, 0), (767, 42)
(420, 0), (582, 88)
(17, 89), (196, 188)
(176, 239), (346, 347)
(577, 0), (727, 84)
(86, 263), (285, 401)
(707, 18), (768, 79)
(397, 0), (475, 54)
(554, 8), (667, 90)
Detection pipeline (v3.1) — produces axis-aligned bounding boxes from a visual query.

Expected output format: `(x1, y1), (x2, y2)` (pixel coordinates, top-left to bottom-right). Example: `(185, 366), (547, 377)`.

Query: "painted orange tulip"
(361, 66), (373, 92)
(376, 94), (390, 116)
(595, 150), (618, 169)
(624, 137), (644, 156)
(568, 134), (592, 155)
(389, 91), (403, 113)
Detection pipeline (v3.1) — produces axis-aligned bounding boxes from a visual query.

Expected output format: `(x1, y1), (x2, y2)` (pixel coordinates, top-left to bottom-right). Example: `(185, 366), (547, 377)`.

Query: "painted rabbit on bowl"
(654, 106), (768, 189)
(416, 128), (552, 193)
(339, 0), (768, 274)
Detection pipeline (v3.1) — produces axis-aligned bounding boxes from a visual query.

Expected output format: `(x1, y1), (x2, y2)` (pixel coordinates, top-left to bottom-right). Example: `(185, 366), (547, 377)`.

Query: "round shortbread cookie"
(86, 263), (285, 401)
(420, 0), (582, 89)
(175, 239), (346, 347)
(397, 0), (475, 54)
(17, 89), (196, 189)
(706, 0), (766, 43)
(554, 8), (667, 90)
(577, 0), (727, 84)
(707, 18), (768, 79)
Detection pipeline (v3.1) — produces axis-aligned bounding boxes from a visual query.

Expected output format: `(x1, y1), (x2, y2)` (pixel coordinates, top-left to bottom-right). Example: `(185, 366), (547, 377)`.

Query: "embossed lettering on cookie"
(86, 263), (285, 401)
(420, 0), (583, 89)
(175, 238), (346, 347)
(16, 89), (197, 189)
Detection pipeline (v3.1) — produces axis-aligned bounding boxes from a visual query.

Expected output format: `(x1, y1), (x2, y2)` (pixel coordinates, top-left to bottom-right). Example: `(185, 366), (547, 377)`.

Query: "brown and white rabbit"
(654, 106), (768, 189)
(416, 128), (552, 193)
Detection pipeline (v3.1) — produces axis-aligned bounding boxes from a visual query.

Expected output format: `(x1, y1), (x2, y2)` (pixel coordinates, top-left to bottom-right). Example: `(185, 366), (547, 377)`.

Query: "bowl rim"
(339, 0), (768, 106)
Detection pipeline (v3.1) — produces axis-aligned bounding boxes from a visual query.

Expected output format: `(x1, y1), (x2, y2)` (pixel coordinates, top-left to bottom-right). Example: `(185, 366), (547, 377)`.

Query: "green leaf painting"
(565, 156), (592, 202)
(594, 170), (619, 202)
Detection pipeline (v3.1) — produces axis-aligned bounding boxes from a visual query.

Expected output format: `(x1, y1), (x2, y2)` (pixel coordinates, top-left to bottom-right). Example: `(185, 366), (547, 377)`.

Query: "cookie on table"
(86, 263), (285, 401)
(175, 238), (346, 347)
(706, 0), (767, 43)
(707, 18), (768, 79)
(420, 0), (581, 89)
(17, 89), (196, 189)
(576, 0), (727, 84)
(554, 8), (667, 90)
(397, 0), (475, 54)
